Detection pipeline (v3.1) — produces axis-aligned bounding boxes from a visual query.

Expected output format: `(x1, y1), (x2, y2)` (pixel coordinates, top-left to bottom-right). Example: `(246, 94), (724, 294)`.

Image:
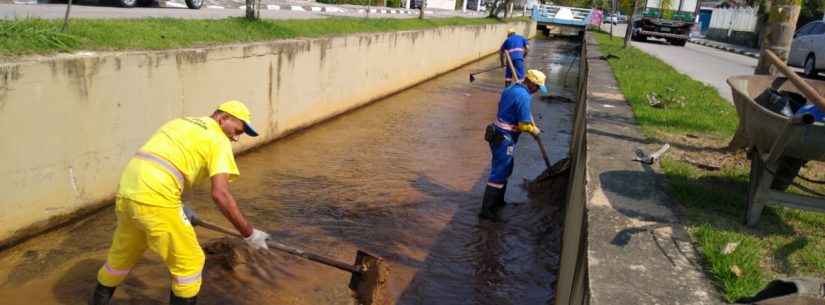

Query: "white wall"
(427, 0), (456, 10)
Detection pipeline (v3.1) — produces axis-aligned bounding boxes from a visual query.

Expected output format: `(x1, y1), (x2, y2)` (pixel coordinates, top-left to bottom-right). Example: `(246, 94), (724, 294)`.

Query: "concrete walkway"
(585, 34), (724, 305)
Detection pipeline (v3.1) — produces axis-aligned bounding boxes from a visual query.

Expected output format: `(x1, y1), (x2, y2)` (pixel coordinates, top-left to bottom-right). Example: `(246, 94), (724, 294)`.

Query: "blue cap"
(539, 85), (549, 96)
(243, 123), (258, 137)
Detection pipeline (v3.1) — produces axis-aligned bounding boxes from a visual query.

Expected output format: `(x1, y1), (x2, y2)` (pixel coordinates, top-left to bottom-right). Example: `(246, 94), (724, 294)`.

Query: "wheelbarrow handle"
(763, 50), (825, 112)
(188, 212), (362, 274)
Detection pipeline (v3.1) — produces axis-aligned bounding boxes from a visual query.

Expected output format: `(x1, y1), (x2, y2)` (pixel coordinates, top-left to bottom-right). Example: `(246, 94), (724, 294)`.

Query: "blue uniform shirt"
(500, 34), (529, 61)
(496, 83), (533, 128)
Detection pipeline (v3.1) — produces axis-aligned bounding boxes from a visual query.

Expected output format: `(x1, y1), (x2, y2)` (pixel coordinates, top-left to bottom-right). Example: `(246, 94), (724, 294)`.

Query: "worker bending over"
(500, 28), (530, 86)
(90, 101), (271, 305)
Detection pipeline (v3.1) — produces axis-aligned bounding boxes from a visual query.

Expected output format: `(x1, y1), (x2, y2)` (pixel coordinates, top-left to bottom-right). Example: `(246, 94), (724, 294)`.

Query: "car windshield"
(797, 22), (819, 37)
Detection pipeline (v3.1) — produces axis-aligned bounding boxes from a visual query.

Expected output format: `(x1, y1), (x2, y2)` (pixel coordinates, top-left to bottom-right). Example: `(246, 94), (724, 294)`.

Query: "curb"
(688, 38), (759, 59)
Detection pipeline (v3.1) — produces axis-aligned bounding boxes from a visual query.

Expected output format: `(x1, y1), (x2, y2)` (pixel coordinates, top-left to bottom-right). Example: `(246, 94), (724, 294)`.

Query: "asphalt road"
(1, 3), (326, 19)
(600, 23), (758, 102)
(0, 1), (488, 20)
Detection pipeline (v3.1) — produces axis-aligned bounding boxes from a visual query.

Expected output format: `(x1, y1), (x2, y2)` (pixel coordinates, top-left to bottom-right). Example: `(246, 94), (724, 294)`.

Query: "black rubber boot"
(88, 283), (116, 305)
(492, 182), (508, 213)
(170, 292), (197, 305)
(479, 185), (504, 222)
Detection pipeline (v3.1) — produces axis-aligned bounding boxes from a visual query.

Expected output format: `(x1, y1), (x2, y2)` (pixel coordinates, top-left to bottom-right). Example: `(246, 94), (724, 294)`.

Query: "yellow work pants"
(97, 197), (205, 298)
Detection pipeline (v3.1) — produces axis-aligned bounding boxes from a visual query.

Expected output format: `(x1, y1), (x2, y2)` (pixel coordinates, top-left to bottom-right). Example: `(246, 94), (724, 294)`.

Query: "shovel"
(184, 207), (389, 305)
(526, 131), (572, 192)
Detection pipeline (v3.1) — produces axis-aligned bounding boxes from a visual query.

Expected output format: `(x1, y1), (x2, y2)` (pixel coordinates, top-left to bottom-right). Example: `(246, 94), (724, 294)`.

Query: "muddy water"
(0, 37), (580, 305)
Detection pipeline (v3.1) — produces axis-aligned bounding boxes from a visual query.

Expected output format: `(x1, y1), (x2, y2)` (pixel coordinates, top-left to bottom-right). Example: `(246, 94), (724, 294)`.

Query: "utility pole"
(754, 0), (801, 75)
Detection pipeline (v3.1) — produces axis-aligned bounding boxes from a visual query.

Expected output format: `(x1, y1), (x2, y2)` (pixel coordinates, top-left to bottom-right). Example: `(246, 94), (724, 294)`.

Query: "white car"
(603, 15), (619, 24)
(788, 21), (825, 78)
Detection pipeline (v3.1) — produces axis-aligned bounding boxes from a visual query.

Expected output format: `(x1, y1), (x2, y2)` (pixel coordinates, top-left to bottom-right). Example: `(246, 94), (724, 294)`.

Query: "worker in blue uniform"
(500, 28), (530, 86)
(481, 69), (548, 222)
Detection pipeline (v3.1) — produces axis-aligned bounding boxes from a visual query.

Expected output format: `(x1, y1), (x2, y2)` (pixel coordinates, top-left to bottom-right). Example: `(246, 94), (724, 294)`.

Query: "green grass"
(0, 17), (508, 56)
(592, 32), (737, 137)
(594, 31), (825, 302)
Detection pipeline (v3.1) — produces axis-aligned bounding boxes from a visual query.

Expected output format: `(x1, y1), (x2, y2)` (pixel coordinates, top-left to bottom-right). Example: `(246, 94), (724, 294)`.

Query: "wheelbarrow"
(727, 50), (825, 226)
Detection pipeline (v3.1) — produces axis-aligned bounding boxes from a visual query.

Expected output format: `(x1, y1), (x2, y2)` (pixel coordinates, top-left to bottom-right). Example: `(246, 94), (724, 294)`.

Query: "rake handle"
(192, 218), (362, 274)
(470, 65), (504, 77)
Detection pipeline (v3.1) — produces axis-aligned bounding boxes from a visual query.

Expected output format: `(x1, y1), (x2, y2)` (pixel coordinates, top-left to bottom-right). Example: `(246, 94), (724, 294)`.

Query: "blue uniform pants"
(488, 128), (520, 187)
(505, 58), (525, 82)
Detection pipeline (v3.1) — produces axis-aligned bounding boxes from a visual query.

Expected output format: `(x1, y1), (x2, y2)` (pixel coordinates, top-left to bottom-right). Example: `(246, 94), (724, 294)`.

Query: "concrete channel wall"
(0, 21), (535, 247)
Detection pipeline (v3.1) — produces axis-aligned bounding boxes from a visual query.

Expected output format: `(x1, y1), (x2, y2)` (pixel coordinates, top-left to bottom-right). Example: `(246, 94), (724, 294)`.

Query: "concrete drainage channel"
(0, 23), (594, 305)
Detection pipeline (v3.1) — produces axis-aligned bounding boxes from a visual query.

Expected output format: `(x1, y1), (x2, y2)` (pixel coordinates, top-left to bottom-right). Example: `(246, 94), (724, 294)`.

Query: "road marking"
(162, 1), (188, 8)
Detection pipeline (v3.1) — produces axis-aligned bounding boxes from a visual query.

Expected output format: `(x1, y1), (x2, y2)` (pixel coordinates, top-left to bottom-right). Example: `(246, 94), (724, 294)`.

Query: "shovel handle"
(192, 218), (362, 274)
(530, 133), (552, 168)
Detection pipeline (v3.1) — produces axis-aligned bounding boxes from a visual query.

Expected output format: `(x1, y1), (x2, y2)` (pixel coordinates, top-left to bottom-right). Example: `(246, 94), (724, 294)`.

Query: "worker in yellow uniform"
(89, 101), (271, 305)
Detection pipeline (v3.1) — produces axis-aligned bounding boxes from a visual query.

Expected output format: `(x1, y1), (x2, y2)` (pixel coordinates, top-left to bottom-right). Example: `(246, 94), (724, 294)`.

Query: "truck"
(532, 4), (593, 37)
(629, 0), (699, 46)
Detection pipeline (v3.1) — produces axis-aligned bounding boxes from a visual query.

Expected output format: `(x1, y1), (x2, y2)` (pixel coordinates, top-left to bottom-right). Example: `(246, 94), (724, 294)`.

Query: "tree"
(246, 0), (261, 20)
(754, 0), (802, 74)
(62, 0), (72, 32)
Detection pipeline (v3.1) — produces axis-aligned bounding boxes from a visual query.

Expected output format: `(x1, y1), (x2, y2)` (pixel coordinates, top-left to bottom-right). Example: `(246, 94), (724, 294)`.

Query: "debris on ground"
(633, 144), (671, 165)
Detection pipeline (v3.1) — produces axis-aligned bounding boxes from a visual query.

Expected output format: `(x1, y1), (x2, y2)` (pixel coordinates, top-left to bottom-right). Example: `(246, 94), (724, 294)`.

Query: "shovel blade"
(349, 250), (390, 305)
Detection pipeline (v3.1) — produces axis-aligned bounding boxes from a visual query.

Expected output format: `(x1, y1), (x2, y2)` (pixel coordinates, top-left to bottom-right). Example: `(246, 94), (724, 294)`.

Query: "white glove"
(244, 229), (270, 250)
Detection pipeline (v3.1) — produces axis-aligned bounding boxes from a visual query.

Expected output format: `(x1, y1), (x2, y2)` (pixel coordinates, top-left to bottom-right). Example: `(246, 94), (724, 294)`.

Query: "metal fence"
(709, 7), (758, 32)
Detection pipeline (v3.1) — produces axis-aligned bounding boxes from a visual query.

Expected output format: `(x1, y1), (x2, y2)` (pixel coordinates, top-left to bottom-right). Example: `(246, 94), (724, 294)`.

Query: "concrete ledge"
(0, 21), (535, 248)
(584, 34), (724, 305)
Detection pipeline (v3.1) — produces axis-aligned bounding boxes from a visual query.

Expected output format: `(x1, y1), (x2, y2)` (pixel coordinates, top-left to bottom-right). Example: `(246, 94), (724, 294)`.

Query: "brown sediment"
(525, 157), (571, 203)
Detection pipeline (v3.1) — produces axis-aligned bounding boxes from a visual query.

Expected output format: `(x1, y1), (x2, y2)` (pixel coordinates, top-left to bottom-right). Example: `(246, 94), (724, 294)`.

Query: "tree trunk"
(755, 0), (801, 75)
(62, 0), (73, 32)
(624, 0), (637, 48)
(245, 0), (262, 20)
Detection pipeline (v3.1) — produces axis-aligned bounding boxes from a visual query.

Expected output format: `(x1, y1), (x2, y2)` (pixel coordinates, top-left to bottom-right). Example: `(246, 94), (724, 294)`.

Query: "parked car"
(788, 21), (825, 78)
(603, 14), (619, 24)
